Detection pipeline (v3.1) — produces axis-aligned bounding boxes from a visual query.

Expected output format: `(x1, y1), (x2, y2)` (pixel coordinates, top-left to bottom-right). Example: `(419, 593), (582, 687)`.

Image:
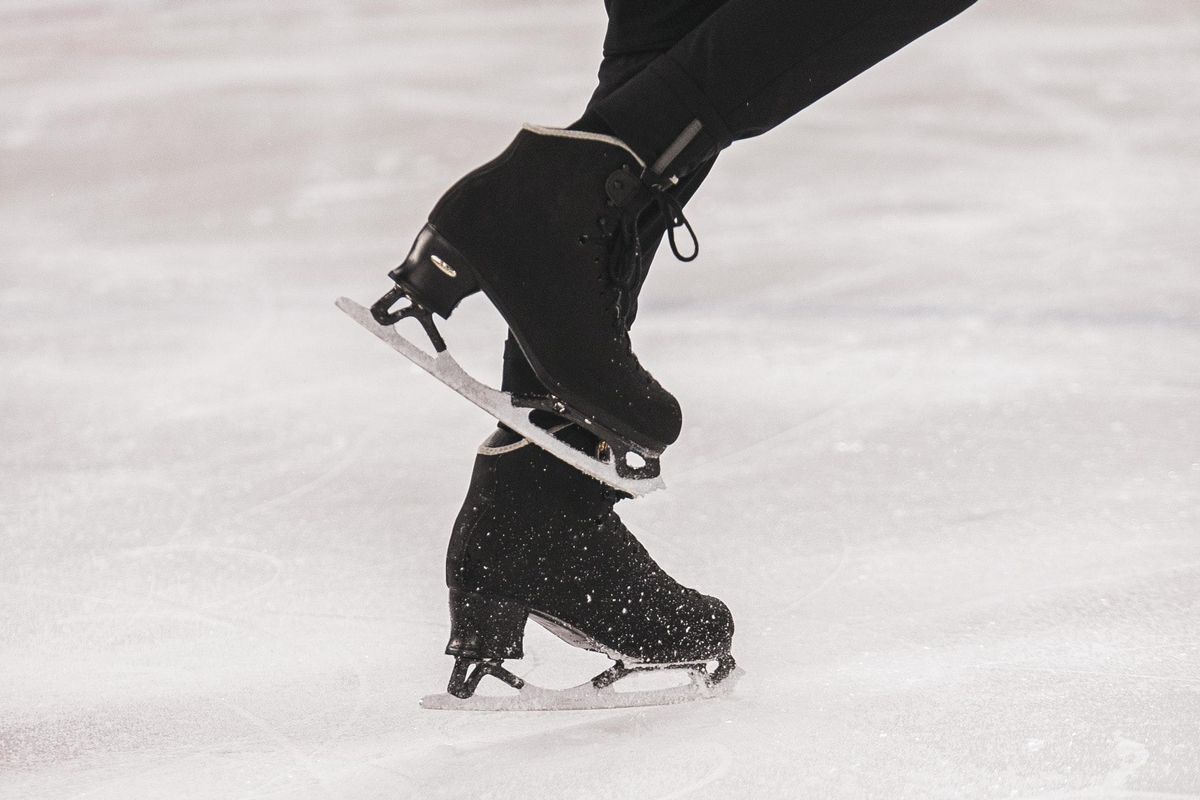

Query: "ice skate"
(420, 601), (740, 711)
(419, 424), (740, 711)
(338, 124), (699, 490)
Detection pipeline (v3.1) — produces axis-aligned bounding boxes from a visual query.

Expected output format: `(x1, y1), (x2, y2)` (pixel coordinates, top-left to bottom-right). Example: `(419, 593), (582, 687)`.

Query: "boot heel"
(444, 588), (527, 660)
(387, 224), (480, 318)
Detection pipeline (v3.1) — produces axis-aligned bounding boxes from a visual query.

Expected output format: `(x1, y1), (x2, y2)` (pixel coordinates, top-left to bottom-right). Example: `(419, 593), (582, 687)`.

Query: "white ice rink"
(3, 1), (1198, 797)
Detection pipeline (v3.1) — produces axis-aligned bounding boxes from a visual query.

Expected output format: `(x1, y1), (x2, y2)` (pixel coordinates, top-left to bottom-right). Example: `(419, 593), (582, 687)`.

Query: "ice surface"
(2, 1), (1198, 798)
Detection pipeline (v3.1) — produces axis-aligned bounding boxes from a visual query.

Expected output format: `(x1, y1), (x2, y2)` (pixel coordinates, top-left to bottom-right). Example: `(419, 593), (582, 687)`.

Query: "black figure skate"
(336, 125), (698, 497)
(419, 424), (739, 711)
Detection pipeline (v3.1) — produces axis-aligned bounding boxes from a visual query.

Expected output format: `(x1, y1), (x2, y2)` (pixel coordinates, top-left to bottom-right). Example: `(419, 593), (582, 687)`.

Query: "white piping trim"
(477, 438), (530, 456)
(476, 422), (574, 456)
(522, 124), (646, 169)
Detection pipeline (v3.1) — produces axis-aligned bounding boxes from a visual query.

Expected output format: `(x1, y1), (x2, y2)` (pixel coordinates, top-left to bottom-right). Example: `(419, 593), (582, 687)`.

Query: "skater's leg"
(428, 6), (757, 702)
(591, 0), (980, 179)
(599, 0), (731, 58)
(381, 3), (984, 464)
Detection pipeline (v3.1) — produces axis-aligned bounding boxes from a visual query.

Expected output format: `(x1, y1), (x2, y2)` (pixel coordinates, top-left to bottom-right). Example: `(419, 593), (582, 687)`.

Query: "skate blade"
(336, 297), (665, 497)
(419, 666), (744, 712)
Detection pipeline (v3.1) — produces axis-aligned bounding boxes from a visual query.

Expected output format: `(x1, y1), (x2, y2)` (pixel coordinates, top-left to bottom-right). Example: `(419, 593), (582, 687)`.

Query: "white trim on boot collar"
(521, 124), (647, 169)
(477, 423), (573, 456)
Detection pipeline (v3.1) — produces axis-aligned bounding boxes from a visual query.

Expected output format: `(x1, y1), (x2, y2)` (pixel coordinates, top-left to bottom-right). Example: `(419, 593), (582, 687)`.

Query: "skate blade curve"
(335, 297), (665, 497)
(419, 665), (743, 711)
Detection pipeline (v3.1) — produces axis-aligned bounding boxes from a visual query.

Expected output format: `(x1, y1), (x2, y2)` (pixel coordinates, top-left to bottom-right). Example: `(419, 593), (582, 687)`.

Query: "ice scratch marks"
(3, 103), (43, 150)
(971, 664), (1200, 689)
(43, 544), (290, 642)
(116, 543), (286, 616)
(1014, 794), (1200, 800)
(212, 697), (332, 800)
(1008, 786), (1199, 799)
(778, 524), (849, 613)
(677, 348), (917, 611)
(0, 583), (118, 606)
(1004, 736), (1178, 800)
(652, 742), (733, 800)
(231, 432), (367, 521)
(678, 342), (918, 484)
(1104, 737), (1150, 793)
(43, 544), (286, 642)
(964, 28), (1136, 266)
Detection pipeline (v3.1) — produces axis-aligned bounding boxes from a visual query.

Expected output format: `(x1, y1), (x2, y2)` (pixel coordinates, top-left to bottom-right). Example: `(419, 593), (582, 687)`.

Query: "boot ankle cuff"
(590, 55), (730, 180)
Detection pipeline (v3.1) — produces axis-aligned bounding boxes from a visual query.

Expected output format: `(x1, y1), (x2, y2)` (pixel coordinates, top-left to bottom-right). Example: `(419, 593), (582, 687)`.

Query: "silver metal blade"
(419, 666), (744, 711)
(335, 297), (665, 497)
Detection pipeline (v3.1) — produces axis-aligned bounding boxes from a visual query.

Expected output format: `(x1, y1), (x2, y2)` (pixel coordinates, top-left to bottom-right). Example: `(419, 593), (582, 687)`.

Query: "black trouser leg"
(592, 0), (980, 178)
(502, 0), (979, 397)
(599, 0), (732, 57)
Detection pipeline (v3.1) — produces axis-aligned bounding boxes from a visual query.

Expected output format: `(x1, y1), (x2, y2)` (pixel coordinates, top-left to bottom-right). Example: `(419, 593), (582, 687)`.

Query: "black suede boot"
(436, 424), (736, 701)
(377, 125), (697, 458)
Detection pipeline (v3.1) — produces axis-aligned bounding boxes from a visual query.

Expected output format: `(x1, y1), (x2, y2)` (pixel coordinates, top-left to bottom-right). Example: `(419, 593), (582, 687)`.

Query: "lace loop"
(653, 189), (699, 263)
(599, 171), (701, 324)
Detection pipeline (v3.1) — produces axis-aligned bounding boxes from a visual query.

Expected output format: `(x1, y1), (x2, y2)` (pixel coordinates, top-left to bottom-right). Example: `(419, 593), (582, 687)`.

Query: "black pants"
(502, 0), (979, 395)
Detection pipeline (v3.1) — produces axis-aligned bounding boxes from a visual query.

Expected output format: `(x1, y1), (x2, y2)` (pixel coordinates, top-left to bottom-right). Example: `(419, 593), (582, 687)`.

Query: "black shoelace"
(602, 177), (699, 325)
